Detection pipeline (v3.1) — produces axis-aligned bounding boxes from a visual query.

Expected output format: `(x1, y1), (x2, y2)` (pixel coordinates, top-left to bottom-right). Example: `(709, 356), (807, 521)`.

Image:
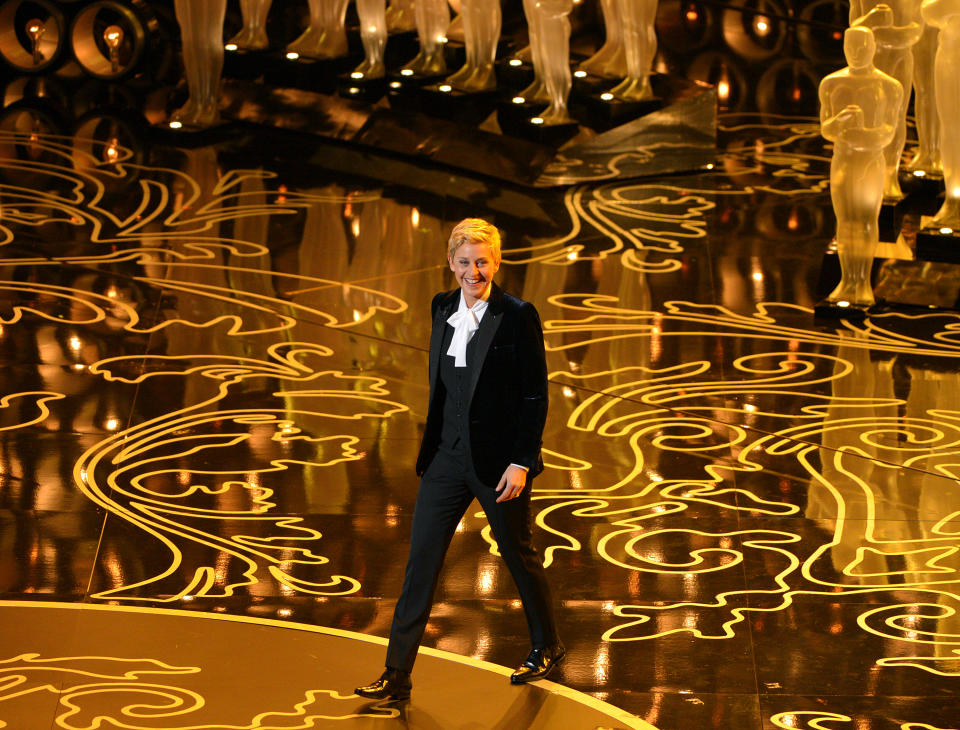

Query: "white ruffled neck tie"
(446, 294), (488, 367)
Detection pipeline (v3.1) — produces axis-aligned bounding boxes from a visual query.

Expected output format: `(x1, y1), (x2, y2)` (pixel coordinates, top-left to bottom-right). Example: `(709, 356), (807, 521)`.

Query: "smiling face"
(449, 241), (500, 307)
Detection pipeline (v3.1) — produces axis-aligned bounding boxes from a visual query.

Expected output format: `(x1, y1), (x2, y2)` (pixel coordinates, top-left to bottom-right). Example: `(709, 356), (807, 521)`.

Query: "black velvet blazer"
(415, 282), (548, 486)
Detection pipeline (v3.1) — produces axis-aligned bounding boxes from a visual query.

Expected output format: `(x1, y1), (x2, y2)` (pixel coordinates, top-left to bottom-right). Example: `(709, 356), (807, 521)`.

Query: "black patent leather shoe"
(354, 667), (412, 700)
(510, 643), (565, 684)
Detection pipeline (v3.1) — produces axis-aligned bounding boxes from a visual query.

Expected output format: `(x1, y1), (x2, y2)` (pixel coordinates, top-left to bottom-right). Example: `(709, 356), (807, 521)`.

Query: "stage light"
(26, 18), (45, 65)
(600, 92), (614, 101)
(512, 96), (525, 104)
(509, 58), (522, 66)
(940, 227), (954, 235)
(400, 69), (414, 76)
(438, 84), (452, 92)
(286, 51), (299, 60)
(225, 43), (238, 51)
(169, 120), (183, 129)
(531, 117), (544, 124)
(103, 24), (123, 73)
(913, 170), (926, 177)
(573, 70), (586, 78)
(351, 71), (364, 79)
(389, 81), (401, 88)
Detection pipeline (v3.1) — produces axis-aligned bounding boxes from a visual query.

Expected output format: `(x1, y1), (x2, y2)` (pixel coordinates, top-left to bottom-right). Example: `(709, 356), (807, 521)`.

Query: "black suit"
(385, 283), (558, 673)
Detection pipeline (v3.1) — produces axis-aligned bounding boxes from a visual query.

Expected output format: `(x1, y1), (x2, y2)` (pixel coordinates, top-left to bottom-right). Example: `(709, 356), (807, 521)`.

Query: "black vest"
(438, 322), (479, 454)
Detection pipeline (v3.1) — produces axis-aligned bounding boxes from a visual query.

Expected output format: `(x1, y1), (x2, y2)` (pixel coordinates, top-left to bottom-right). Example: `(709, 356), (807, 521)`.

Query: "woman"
(355, 218), (563, 700)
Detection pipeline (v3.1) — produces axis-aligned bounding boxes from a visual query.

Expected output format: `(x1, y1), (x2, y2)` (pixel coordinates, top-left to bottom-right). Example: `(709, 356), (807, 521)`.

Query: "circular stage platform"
(0, 601), (652, 729)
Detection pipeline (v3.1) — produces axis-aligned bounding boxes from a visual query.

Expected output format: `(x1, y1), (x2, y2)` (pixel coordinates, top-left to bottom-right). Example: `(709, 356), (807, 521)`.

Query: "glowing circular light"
(600, 92), (614, 101)
(836, 301), (850, 308)
(285, 51), (299, 60)
(913, 170), (926, 177)
(348, 87), (360, 94)
(512, 96), (525, 104)
(401, 69), (414, 76)
(573, 70), (587, 78)
(351, 71), (364, 79)
(531, 117), (544, 125)
(389, 81), (401, 88)
(509, 58), (522, 66)
(439, 84), (452, 92)
(169, 120), (183, 129)
(225, 43), (238, 51)
(940, 227), (954, 235)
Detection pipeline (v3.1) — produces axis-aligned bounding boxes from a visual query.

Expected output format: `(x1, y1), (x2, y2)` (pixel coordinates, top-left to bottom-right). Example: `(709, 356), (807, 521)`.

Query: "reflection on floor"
(1, 114), (960, 729)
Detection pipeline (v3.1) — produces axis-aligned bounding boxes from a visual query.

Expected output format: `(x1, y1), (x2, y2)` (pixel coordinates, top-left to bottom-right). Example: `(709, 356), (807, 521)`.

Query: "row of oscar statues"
(169, 0), (658, 129)
(820, 0), (960, 310)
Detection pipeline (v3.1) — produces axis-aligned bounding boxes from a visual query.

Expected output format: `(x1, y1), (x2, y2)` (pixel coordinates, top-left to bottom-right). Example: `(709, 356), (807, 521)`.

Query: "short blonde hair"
(447, 218), (501, 263)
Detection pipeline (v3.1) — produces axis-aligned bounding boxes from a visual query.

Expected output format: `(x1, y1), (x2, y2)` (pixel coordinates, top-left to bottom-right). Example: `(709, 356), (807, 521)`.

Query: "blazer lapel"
(467, 283), (504, 403)
(429, 290), (457, 398)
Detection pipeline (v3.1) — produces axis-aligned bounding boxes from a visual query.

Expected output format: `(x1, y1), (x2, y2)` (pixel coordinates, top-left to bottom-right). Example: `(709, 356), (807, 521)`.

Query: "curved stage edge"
(0, 600), (653, 729)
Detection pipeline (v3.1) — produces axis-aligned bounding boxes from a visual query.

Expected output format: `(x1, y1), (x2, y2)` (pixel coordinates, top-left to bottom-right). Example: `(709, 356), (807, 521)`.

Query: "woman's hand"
(495, 464), (528, 502)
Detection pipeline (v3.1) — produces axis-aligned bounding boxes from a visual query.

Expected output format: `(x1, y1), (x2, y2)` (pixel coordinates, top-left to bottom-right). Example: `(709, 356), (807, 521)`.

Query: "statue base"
(900, 169), (945, 215)
(915, 225), (960, 263)
(337, 72), (388, 103)
(570, 73), (665, 132)
(813, 299), (869, 320)
(400, 83), (499, 124)
(262, 53), (358, 95)
(385, 70), (448, 113)
(878, 197), (907, 243)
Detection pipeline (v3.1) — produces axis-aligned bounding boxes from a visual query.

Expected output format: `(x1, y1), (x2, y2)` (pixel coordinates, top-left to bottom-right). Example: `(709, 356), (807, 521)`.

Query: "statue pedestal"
(413, 83), (499, 124)
(338, 72), (388, 102)
(915, 225), (960, 263)
(262, 53), (358, 94)
(813, 299), (870, 320)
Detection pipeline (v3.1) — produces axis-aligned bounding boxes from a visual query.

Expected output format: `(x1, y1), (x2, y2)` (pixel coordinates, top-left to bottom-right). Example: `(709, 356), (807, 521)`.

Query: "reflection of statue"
(287, 0), (350, 59)
(402, 0), (449, 75)
(354, 0), (387, 78)
(921, 0), (960, 227)
(850, 0), (923, 199)
(172, 0), (227, 128)
(905, 22), (941, 174)
(386, 0), (416, 32)
(578, 0), (627, 78)
(227, 0), (272, 51)
(819, 26), (902, 306)
(533, 0), (574, 123)
(610, 0), (658, 101)
(445, 0), (501, 91)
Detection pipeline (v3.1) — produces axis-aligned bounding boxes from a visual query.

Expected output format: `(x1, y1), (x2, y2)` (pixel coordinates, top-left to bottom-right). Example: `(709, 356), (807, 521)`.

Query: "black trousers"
(385, 446), (558, 672)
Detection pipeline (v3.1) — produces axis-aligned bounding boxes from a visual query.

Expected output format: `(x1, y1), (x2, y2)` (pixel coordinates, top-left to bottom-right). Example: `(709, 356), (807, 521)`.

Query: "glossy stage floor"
(2, 100), (960, 730)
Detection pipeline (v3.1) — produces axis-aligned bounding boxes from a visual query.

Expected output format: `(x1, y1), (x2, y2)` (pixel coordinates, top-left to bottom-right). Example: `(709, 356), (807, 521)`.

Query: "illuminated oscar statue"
(401, 0), (449, 75)
(819, 26), (902, 307)
(610, 0), (658, 100)
(518, 0), (550, 104)
(532, 0), (575, 123)
(386, 0), (416, 32)
(906, 20), (941, 174)
(921, 0), (960, 227)
(354, 0), (387, 78)
(287, 0), (350, 59)
(227, 0), (272, 51)
(172, 0), (227, 128)
(445, 0), (501, 91)
(578, 0), (627, 78)
(849, 0), (923, 199)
